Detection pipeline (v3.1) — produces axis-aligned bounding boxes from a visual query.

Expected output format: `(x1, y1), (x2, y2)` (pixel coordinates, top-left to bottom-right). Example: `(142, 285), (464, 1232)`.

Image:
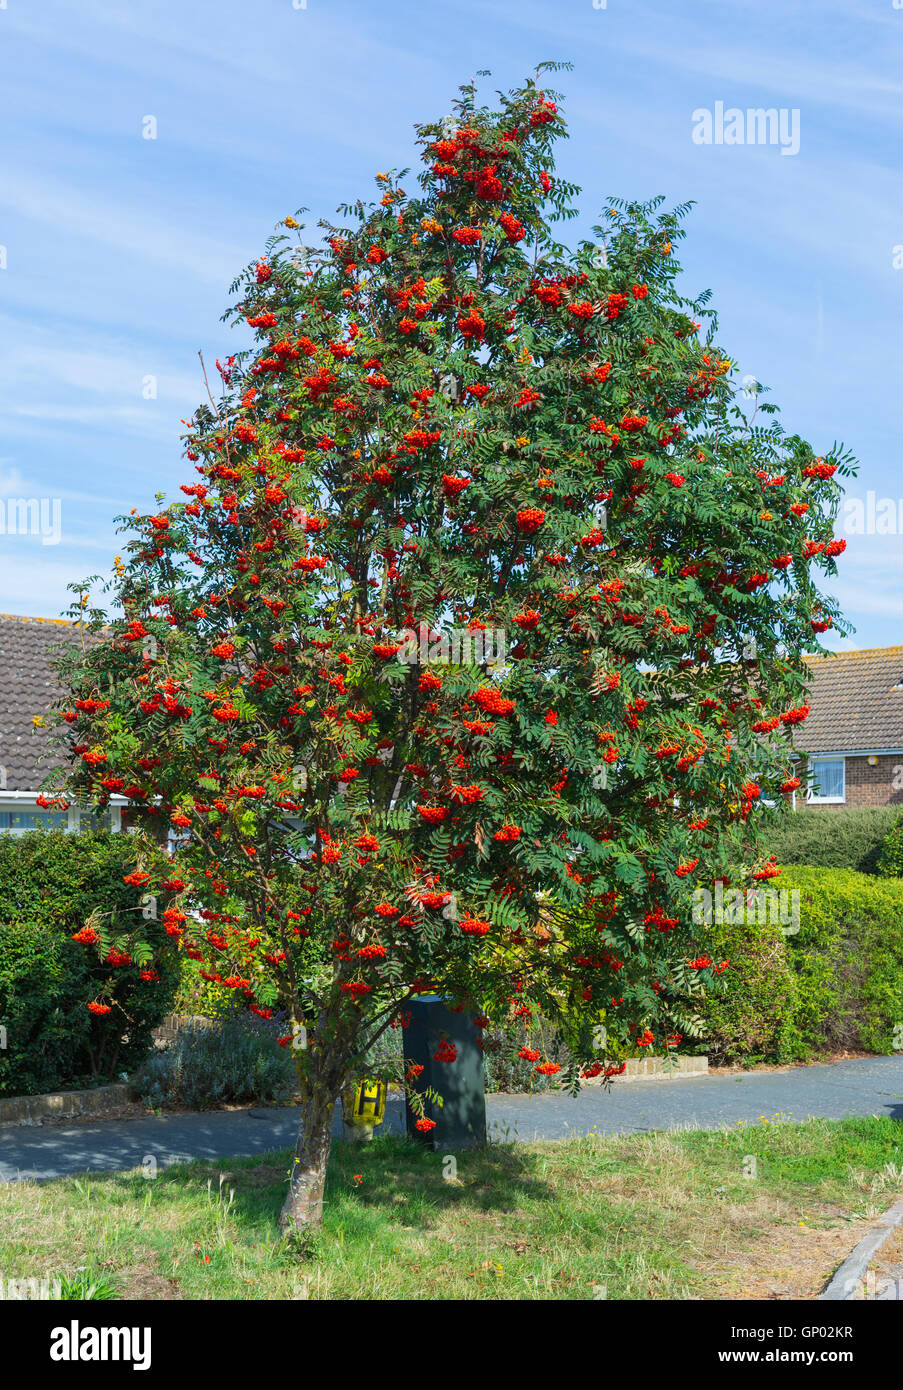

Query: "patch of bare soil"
(858, 1223), (903, 1298)
(705, 1208), (874, 1299)
(108, 1248), (184, 1300)
(709, 1049), (876, 1079)
(121, 1263), (184, 1300)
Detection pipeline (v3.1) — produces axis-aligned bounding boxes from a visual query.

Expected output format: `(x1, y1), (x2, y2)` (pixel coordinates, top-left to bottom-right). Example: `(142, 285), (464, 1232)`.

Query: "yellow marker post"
(342, 1079), (387, 1143)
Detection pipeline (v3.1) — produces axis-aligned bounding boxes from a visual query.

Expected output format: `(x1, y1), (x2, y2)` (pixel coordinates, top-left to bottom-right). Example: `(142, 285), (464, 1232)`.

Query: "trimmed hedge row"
(0, 831), (179, 1096)
(877, 815), (903, 877)
(753, 806), (902, 875)
(697, 865), (903, 1064)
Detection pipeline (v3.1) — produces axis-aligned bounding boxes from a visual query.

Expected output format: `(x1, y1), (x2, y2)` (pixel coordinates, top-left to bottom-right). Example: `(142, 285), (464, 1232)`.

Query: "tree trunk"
(279, 1094), (335, 1232)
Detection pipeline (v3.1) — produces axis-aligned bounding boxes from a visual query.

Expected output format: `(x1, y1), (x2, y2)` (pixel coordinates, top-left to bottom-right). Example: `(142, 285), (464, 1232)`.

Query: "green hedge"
(692, 907), (798, 1065)
(782, 866), (903, 1057)
(753, 806), (902, 875)
(696, 865), (903, 1063)
(0, 831), (179, 1095)
(877, 815), (903, 877)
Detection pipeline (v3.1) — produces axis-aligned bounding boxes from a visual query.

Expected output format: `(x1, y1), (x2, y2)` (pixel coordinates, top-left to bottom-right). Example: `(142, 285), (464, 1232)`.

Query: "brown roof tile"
(2, 613), (902, 787)
(0, 614), (93, 792)
(801, 646), (903, 754)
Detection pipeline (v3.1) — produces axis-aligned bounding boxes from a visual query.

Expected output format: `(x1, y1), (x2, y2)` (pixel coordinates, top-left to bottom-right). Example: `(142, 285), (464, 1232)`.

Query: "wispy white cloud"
(0, 171), (244, 282)
(0, 316), (209, 452)
(613, 38), (903, 119)
(0, 554), (110, 620)
(0, 467), (28, 499)
(817, 635), (861, 653)
(0, 335), (203, 402)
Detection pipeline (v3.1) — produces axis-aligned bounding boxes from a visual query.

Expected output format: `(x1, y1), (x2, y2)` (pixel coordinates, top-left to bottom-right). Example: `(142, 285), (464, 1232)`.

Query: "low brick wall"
(152, 1013), (217, 1048)
(0, 1083), (131, 1126)
(579, 1055), (708, 1086)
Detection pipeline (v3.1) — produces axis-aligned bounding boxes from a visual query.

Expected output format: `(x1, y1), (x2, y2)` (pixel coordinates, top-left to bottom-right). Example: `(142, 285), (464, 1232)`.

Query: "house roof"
(0, 614), (91, 792)
(800, 646), (903, 755)
(1, 610), (900, 787)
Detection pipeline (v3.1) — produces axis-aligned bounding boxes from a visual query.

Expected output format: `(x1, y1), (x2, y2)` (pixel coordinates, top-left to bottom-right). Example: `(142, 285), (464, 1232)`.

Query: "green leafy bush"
(0, 831), (179, 1095)
(691, 909), (798, 1065)
(133, 1015), (297, 1109)
(753, 806), (901, 875)
(171, 954), (244, 1022)
(0, 923), (92, 1096)
(781, 866), (903, 1056)
(696, 865), (903, 1062)
(876, 813), (903, 877)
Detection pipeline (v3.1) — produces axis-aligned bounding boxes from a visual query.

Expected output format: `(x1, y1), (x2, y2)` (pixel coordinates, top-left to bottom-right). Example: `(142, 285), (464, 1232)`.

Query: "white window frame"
(0, 797), (123, 834)
(0, 807), (71, 835)
(807, 757), (846, 805)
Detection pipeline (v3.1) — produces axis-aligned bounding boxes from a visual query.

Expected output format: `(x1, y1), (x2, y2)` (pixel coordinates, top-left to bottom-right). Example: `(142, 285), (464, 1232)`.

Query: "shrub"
(481, 1016), (573, 1093)
(691, 910), (798, 1065)
(171, 954), (243, 1022)
(0, 831), (179, 1095)
(696, 865), (903, 1062)
(132, 1013), (297, 1109)
(876, 813), (903, 877)
(780, 866), (903, 1057)
(0, 923), (94, 1096)
(753, 806), (901, 875)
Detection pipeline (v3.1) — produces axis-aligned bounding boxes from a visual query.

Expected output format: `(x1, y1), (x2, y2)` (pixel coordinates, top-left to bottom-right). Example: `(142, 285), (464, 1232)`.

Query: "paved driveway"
(1, 1055), (902, 1183)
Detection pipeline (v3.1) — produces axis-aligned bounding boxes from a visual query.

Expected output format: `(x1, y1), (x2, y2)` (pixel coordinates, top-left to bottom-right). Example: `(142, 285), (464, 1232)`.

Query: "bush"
(753, 806), (901, 875)
(781, 866), (903, 1056)
(0, 831), (179, 1095)
(696, 865), (903, 1063)
(481, 1015), (573, 1093)
(133, 1013), (297, 1109)
(876, 814), (903, 877)
(691, 909), (798, 1065)
(171, 954), (244, 1022)
(0, 922), (94, 1096)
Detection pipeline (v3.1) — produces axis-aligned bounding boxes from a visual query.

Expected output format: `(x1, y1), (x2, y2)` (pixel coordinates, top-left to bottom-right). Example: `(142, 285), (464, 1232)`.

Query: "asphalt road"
(2, 1055), (902, 1183)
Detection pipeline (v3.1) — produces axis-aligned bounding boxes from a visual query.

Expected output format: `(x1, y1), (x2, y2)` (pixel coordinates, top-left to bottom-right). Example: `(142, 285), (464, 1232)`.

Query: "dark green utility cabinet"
(404, 995), (487, 1150)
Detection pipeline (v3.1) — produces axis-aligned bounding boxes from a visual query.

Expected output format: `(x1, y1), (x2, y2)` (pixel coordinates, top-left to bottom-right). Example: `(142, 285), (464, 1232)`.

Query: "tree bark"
(279, 1093), (335, 1231)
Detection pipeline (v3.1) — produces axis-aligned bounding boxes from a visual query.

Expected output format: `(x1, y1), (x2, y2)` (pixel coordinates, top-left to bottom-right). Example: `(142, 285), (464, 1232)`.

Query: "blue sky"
(1, 0), (901, 649)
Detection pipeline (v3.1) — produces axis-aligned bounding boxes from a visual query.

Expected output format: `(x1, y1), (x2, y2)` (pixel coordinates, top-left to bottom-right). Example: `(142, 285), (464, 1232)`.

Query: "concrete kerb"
(820, 1195), (903, 1300)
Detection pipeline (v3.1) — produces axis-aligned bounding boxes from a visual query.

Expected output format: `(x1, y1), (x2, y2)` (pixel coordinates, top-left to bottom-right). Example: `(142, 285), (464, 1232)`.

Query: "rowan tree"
(50, 65), (854, 1229)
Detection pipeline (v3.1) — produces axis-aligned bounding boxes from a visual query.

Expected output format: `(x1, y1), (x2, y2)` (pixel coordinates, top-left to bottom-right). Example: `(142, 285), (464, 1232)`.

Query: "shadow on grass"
(46, 1132), (555, 1248)
(325, 1134), (553, 1221)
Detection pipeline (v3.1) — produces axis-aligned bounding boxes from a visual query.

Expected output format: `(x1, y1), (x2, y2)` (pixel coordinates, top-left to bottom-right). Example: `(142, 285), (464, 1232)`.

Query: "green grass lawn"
(3, 1117), (902, 1300)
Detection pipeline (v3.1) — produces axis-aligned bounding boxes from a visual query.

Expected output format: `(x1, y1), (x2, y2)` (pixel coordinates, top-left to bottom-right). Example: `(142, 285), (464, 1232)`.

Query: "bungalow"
(2, 611), (900, 823)
(796, 647), (903, 809)
(0, 613), (125, 833)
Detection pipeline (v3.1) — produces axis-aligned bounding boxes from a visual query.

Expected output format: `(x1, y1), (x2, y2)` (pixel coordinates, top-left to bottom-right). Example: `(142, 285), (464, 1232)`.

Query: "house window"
(0, 806), (122, 834)
(0, 808), (70, 833)
(807, 758), (845, 804)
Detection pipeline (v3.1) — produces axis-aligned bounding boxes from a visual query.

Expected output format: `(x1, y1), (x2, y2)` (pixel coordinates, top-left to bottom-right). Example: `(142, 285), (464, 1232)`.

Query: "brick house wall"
(797, 754), (903, 810)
